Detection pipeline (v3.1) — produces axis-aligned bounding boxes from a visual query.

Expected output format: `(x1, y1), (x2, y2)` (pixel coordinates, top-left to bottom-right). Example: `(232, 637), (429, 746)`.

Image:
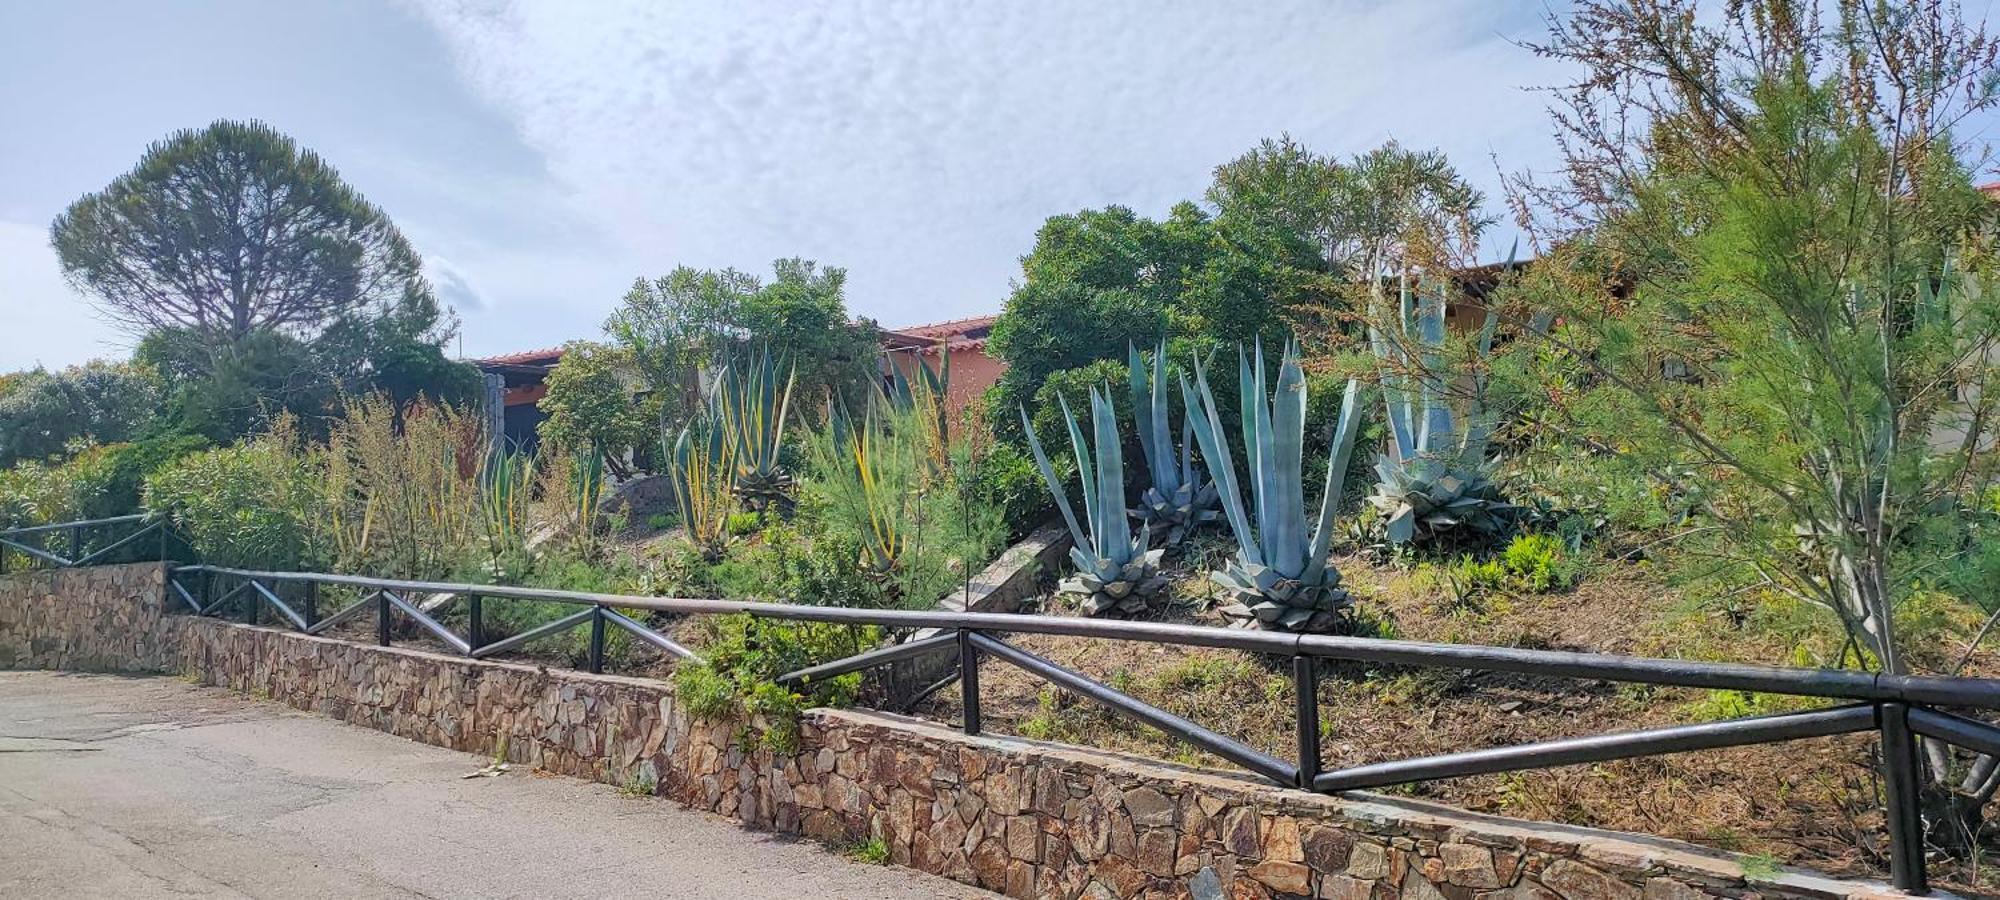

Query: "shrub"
(1501, 533), (1570, 592)
(673, 612), (881, 753)
(145, 427), (323, 570)
(0, 361), (162, 467)
(962, 441), (1053, 537)
(320, 396), (483, 578)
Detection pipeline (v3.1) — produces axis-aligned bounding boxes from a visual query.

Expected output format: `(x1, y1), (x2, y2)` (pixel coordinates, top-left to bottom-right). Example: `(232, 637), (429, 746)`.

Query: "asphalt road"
(0, 670), (990, 899)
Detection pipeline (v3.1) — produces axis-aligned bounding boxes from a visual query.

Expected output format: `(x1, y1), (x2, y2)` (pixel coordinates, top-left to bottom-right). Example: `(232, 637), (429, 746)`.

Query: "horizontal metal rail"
(0, 514), (147, 536)
(1910, 707), (2000, 758)
(168, 564), (2000, 710)
(0, 515), (165, 571)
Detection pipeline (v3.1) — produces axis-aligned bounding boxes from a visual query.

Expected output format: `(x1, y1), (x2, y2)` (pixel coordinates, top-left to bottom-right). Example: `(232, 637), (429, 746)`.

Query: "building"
(473, 314), (1011, 448)
(878, 314), (1005, 422)
(473, 347), (564, 451)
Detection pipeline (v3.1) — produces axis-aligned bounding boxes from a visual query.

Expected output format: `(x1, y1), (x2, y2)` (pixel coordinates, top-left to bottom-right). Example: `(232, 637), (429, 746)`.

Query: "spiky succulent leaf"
(1185, 339), (1362, 633)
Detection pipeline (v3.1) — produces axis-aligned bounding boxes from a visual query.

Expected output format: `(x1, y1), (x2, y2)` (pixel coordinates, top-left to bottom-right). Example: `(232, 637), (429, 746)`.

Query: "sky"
(0, 0), (1573, 371)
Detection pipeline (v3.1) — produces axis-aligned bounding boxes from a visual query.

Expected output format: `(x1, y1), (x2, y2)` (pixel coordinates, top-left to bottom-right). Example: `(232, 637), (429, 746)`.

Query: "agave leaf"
(1021, 406), (1090, 555)
(1057, 393), (1098, 548)
(1267, 342), (1307, 577)
(1183, 360), (1261, 567)
(1304, 378), (1363, 583)
(1088, 386), (1132, 565)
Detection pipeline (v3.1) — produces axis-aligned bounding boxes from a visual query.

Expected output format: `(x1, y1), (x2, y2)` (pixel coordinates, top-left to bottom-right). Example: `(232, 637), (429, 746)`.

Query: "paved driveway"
(0, 671), (990, 899)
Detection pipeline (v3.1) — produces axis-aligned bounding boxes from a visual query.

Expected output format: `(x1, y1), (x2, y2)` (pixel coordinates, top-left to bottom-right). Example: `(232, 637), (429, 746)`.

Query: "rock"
(1124, 786), (1177, 827)
(1248, 860), (1313, 896)
(970, 837), (1012, 890)
(599, 474), (677, 524)
(1189, 866), (1225, 900)
(1263, 816), (1304, 863)
(1007, 816), (1042, 862)
(1540, 860), (1640, 900)
(1221, 807), (1261, 857)
(1319, 876), (1374, 900)
(1137, 828), (1178, 876)
(1640, 879), (1712, 900)
(1302, 825), (1354, 874)
(1442, 843), (1502, 889)
(1346, 843), (1391, 882)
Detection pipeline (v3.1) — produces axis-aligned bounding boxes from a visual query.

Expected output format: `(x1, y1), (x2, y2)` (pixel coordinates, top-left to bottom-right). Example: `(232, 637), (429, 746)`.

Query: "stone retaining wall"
(1, 563), (1908, 900)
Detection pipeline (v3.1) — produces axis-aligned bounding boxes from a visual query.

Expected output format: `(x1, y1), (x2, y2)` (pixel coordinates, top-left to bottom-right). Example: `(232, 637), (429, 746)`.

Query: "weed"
(1738, 852), (1783, 880)
(846, 837), (890, 865)
(620, 770), (658, 797)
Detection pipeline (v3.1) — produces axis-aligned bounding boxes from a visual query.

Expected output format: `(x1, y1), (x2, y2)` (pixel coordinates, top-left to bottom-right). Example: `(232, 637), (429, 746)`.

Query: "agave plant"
(1183, 341), (1364, 632)
(1127, 341), (1217, 545)
(1022, 388), (1166, 617)
(476, 442), (538, 558)
(1367, 274), (1512, 547)
(716, 347), (796, 514)
(670, 416), (737, 562)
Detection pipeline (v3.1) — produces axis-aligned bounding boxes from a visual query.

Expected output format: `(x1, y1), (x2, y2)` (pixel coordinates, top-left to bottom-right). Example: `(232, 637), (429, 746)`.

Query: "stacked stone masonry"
(1, 563), (1912, 900)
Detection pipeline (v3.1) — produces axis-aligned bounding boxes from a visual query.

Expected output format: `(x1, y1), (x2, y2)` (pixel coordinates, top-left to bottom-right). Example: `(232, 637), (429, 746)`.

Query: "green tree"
(0, 361), (162, 466)
(537, 341), (657, 479)
(51, 120), (428, 344)
(1514, 0), (2000, 830)
(1209, 136), (1490, 324)
(604, 258), (878, 422)
(987, 203), (1308, 431)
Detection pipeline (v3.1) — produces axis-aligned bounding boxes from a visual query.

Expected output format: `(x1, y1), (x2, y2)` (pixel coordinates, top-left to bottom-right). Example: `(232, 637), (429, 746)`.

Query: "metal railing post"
(241, 579), (258, 625)
(1879, 702), (1929, 895)
(958, 629), (981, 735)
(467, 594), (484, 654)
(68, 525), (81, 567)
(302, 581), (318, 628)
(1294, 655), (1321, 789)
(377, 592), (392, 646)
(588, 606), (607, 674)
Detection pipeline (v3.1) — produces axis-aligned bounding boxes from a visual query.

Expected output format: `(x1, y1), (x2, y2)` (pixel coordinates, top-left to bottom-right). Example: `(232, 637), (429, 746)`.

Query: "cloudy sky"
(0, 0), (1571, 370)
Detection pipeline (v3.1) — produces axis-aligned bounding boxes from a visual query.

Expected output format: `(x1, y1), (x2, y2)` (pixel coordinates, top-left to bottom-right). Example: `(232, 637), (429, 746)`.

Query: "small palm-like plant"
(1022, 388), (1166, 617)
(1127, 341), (1217, 545)
(717, 347), (796, 514)
(477, 443), (538, 559)
(670, 417), (737, 562)
(1367, 275), (1512, 547)
(822, 401), (915, 578)
(1184, 341), (1364, 632)
(885, 345), (952, 472)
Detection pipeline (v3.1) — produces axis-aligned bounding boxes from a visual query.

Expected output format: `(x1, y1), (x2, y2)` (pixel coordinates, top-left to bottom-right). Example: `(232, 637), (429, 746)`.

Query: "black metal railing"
(0, 514), (168, 572)
(152, 564), (2000, 894)
(167, 565), (701, 673)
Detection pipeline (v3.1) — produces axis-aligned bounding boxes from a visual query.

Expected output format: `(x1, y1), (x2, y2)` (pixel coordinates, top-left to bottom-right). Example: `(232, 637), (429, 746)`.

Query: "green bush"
(1501, 533), (1571, 592)
(962, 442), (1053, 537)
(673, 612), (882, 753)
(144, 431), (323, 570)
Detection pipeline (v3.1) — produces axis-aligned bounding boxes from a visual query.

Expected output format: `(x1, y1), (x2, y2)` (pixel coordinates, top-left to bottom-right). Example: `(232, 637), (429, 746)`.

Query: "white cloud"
(0, 221), (129, 370)
(407, 0), (1571, 330)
